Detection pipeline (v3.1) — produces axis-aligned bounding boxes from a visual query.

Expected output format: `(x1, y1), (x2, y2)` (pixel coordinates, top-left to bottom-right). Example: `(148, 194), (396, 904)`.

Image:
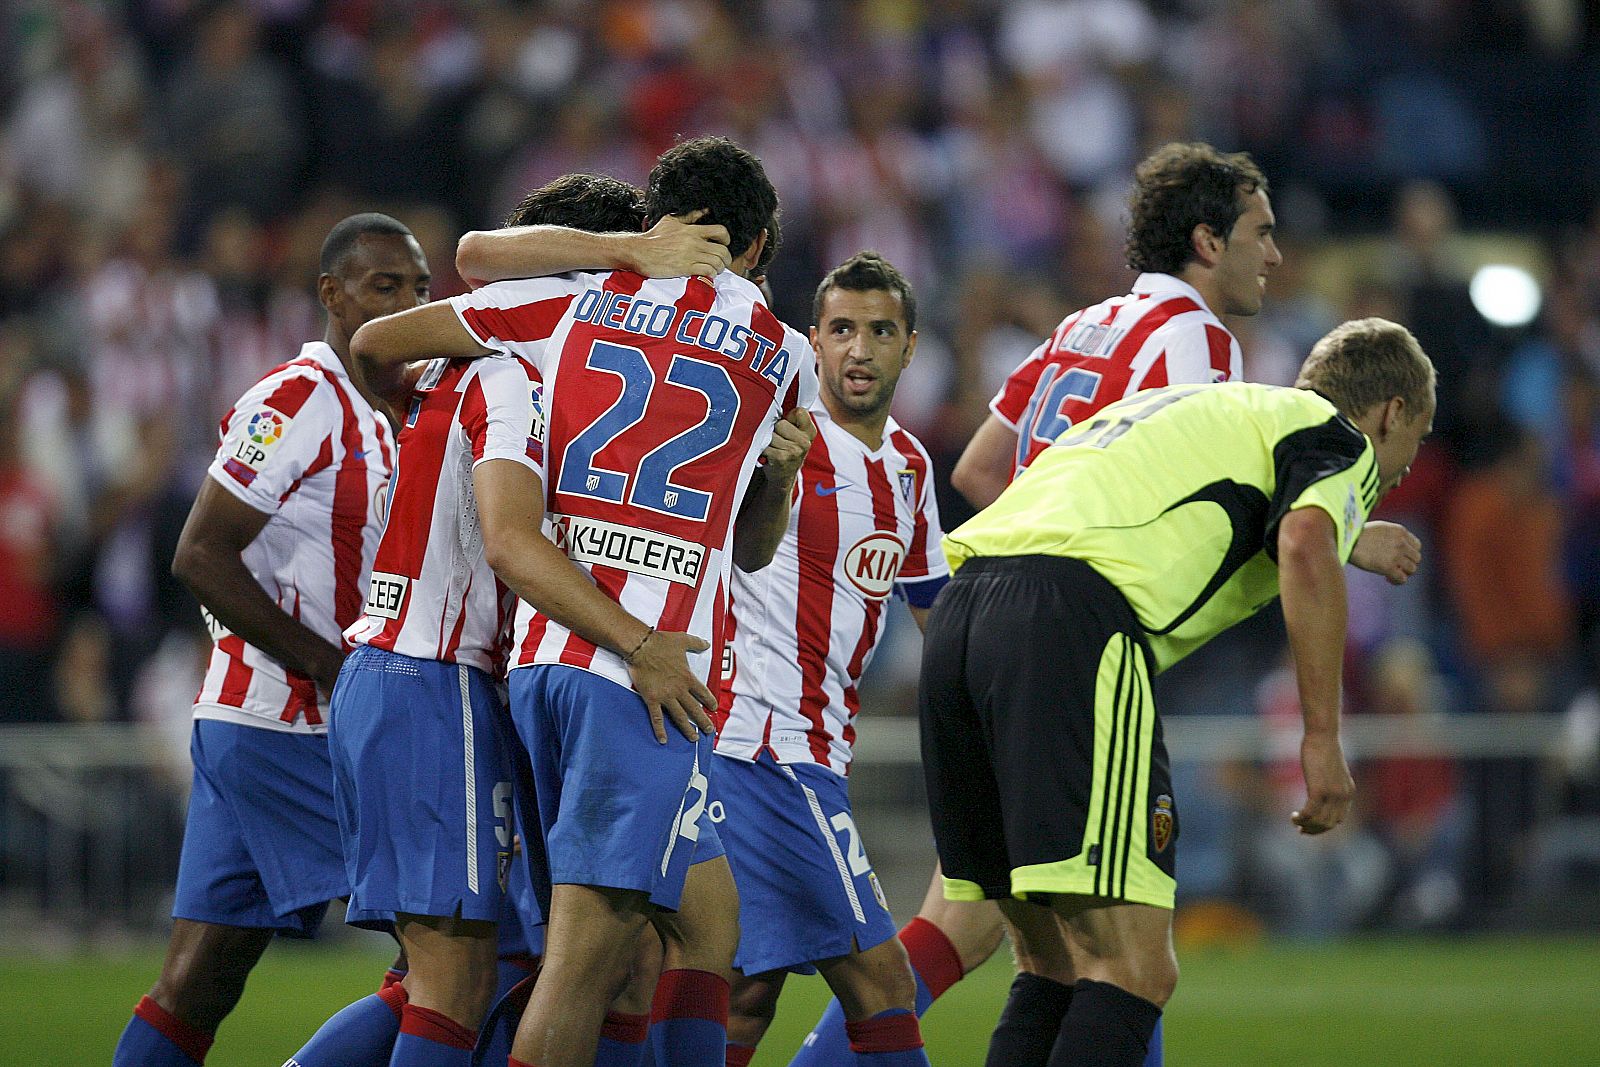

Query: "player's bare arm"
(474, 458), (716, 744)
(172, 479), (347, 692)
(1276, 506), (1356, 835)
(457, 211), (732, 288)
(1348, 520), (1422, 586)
(349, 300), (494, 411)
(731, 407), (818, 572)
(951, 413), (1017, 510)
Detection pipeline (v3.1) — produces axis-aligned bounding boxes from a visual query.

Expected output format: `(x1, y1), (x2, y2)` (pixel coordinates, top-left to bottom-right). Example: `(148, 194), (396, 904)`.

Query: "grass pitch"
(5, 935), (1597, 1065)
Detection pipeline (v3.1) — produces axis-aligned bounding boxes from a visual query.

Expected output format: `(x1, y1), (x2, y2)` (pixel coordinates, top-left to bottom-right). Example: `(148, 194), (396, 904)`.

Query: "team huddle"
(113, 137), (1435, 1067)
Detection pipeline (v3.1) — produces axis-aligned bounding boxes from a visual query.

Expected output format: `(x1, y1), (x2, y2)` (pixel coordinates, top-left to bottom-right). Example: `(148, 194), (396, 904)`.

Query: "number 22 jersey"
(449, 269), (819, 693)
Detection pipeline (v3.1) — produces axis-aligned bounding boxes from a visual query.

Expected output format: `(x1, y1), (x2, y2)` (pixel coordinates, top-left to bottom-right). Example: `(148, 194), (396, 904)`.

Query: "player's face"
(1377, 398), (1434, 496)
(810, 287), (917, 423)
(330, 234), (432, 334)
(1216, 188), (1281, 317)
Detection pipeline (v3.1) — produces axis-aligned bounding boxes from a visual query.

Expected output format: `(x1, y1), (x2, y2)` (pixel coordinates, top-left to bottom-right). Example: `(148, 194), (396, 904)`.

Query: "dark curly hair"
(504, 173), (645, 233)
(1126, 143), (1267, 275)
(643, 136), (778, 265)
(812, 251), (917, 333)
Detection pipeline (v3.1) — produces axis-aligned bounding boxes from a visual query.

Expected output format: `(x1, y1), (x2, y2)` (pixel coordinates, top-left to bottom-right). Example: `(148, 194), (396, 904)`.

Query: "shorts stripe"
(1093, 638), (1129, 897)
(659, 745), (700, 878)
(784, 765), (865, 924)
(460, 665), (478, 895)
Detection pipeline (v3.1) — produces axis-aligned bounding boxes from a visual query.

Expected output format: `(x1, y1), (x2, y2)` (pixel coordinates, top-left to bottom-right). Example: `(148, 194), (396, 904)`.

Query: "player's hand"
(761, 408), (818, 487)
(1292, 732), (1354, 835)
(309, 645), (347, 695)
(629, 209), (732, 279)
(1349, 520), (1421, 586)
(626, 629), (718, 744)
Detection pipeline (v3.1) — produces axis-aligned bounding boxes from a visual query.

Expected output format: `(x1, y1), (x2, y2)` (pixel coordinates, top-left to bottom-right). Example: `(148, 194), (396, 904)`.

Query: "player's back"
(345, 355), (541, 676)
(990, 272), (1244, 476)
(451, 269), (817, 691)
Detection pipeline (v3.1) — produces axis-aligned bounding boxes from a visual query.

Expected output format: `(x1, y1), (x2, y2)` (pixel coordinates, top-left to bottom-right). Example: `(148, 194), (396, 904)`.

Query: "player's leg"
(1044, 898), (1174, 1067)
(594, 928), (661, 1067)
(117, 720), (346, 1066)
(294, 649), (516, 1067)
(506, 665), (713, 1067)
(984, 898), (1079, 1067)
(649, 852), (739, 1066)
(798, 860), (1001, 1060)
(388, 914), (501, 1066)
(512, 883), (654, 1067)
(727, 968), (787, 1063)
(115, 919), (273, 1066)
(810, 935), (928, 1067)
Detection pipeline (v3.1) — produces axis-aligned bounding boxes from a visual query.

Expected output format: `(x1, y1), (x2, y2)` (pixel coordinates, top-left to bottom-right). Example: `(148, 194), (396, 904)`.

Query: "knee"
(1119, 951), (1177, 1009)
(728, 972), (782, 1047)
(829, 937), (919, 1019)
(152, 949), (250, 1029)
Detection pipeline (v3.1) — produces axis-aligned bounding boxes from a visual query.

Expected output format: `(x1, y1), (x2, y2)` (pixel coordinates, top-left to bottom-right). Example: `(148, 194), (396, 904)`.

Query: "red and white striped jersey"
(194, 341), (394, 734)
(991, 273), (1242, 477)
(714, 406), (948, 775)
(449, 269), (819, 692)
(343, 355), (542, 676)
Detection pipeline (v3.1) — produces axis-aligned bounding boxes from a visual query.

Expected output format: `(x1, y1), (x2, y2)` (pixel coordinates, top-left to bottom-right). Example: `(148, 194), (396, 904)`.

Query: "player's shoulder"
(233, 343), (342, 418)
(882, 416), (934, 466)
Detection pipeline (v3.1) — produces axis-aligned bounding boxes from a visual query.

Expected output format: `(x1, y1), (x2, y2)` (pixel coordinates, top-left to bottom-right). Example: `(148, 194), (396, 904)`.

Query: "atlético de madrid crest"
(897, 468), (917, 506)
(1151, 794), (1174, 853)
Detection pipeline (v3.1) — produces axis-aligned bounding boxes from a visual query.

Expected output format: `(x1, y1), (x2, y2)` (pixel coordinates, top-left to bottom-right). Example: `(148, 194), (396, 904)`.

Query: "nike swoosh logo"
(815, 482), (850, 497)
(352, 449), (368, 460)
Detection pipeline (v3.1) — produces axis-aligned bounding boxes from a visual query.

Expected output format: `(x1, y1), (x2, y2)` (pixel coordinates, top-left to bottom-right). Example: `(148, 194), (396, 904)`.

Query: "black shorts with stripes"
(919, 554), (1178, 908)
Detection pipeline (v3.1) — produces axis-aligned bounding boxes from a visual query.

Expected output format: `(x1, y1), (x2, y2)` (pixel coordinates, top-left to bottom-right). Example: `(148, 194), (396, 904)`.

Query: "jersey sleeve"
(988, 339), (1052, 429)
(1264, 415), (1381, 564)
(460, 357), (540, 471)
(447, 273), (594, 373)
(1154, 319), (1239, 385)
(208, 368), (338, 514)
(894, 438), (952, 608)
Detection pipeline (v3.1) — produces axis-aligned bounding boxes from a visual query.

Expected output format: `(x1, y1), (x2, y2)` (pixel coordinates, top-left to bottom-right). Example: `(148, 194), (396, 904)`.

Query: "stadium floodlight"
(1469, 264), (1542, 328)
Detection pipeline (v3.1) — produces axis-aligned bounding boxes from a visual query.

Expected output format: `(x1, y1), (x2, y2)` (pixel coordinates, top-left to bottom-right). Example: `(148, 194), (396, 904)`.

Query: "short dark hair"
(320, 213), (414, 276)
(812, 251), (917, 333)
(505, 174), (645, 232)
(643, 136), (777, 264)
(1297, 317), (1436, 418)
(1126, 143), (1268, 275)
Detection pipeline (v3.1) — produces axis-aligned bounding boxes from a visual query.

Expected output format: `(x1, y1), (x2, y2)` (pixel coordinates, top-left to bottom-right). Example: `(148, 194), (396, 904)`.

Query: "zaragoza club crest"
(1151, 794), (1174, 853)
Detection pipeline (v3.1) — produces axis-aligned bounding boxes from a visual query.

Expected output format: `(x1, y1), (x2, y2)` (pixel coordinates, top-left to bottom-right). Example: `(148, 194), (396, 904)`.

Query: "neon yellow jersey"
(942, 383), (1379, 671)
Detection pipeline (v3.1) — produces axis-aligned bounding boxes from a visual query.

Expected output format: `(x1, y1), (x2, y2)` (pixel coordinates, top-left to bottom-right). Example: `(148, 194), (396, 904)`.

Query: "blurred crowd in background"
(4, 0), (1600, 940)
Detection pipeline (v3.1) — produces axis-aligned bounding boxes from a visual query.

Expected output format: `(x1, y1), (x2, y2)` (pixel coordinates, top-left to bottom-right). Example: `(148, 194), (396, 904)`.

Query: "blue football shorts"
(329, 645), (515, 925)
(714, 750), (897, 976)
(508, 664), (720, 912)
(172, 719), (346, 937)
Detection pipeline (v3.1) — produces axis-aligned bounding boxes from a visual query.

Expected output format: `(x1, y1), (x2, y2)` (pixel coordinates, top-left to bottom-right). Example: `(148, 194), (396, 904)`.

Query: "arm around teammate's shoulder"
(351, 301), (492, 408)
(1275, 506), (1355, 836)
(473, 459), (715, 744)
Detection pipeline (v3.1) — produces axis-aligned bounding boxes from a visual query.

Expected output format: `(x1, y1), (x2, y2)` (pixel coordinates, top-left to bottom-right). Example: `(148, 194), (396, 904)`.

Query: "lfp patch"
(224, 407), (294, 485)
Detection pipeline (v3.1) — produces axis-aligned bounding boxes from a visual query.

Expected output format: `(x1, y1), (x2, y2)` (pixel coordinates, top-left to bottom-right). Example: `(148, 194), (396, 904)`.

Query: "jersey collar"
(811, 401), (901, 457)
(299, 340), (349, 380)
(1132, 272), (1214, 314)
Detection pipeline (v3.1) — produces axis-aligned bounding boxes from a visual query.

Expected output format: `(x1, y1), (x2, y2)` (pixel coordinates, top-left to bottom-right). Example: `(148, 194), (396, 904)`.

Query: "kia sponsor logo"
(843, 532), (906, 599)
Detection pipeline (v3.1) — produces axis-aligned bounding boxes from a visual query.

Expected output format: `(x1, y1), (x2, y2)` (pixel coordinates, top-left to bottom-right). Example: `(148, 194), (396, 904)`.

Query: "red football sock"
(899, 916), (966, 1002)
(399, 1004), (477, 1050)
(846, 1010), (925, 1053)
(725, 1043), (757, 1066)
(133, 996), (214, 1064)
(600, 1010), (650, 1044)
(377, 979), (409, 1019)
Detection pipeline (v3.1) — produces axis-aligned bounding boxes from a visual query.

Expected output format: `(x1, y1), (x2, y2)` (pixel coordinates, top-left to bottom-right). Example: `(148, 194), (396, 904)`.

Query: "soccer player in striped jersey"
(925, 321), (1434, 1066)
(284, 174), (740, 1067)
(334, 137), (819, 1067)
(708, 252), (941, 1067)
(953, 142), (1275, 509)
(113, 214), (422, 1067)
